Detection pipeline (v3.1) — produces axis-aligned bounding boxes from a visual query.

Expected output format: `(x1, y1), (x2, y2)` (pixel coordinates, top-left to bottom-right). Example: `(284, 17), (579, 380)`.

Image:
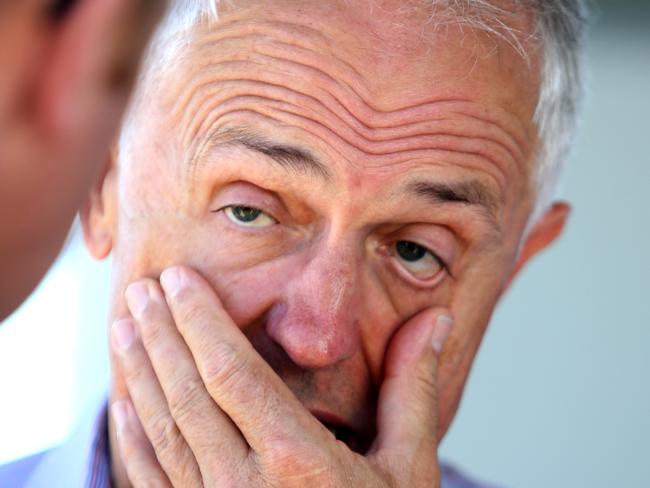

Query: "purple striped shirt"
(84, 404), (111, 488)
(0, 396), (500, 488)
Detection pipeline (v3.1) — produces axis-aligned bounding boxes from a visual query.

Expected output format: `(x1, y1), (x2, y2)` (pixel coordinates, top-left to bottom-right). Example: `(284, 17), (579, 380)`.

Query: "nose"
(265, 248), (361, 370)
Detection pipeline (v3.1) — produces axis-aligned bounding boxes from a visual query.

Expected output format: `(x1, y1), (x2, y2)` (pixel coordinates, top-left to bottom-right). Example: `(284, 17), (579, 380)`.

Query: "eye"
(394, 240), (444, 280)
(224, 205), (277, 227)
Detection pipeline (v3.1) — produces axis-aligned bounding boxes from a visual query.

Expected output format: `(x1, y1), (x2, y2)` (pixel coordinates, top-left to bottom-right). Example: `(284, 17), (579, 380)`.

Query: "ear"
(80, 153), (117, 260)
(504, 202), (571, 291)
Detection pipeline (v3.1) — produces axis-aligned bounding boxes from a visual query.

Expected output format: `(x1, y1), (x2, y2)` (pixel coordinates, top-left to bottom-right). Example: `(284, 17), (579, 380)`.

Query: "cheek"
(433, 257), (510, 436)
(204, 259), (297, 327)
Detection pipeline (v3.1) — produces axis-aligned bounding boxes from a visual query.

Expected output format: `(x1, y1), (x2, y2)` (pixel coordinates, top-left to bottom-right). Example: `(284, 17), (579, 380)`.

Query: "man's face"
(92, 0), (549, 451)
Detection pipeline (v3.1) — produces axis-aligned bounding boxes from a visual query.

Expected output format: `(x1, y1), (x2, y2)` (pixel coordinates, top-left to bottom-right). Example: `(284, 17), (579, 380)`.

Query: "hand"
(0, 0), (166, 320)
(111, 266), (453, 487)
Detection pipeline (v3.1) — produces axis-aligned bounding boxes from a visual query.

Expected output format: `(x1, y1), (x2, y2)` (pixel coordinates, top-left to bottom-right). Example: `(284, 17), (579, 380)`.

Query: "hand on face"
(0, 0), (165, 320)
(111, 265), (453, 488)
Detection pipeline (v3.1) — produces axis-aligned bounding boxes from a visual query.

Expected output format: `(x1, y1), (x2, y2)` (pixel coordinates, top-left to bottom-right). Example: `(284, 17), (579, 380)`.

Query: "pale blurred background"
(1, 1), (648, 487)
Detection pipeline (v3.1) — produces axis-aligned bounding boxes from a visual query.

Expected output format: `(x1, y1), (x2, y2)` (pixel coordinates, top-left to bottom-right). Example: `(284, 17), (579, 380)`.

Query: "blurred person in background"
(0, 0), (166, 321)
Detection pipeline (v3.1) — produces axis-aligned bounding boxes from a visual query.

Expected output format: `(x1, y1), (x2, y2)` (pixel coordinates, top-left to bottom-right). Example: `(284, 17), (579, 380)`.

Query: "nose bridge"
(266, 241), (362, 370)
(312, 245), (358, 319)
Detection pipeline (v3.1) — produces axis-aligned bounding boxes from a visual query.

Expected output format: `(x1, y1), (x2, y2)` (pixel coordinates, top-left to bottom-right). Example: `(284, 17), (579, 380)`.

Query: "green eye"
(225, 206), (277, 227)
(394, 240), (443, 280)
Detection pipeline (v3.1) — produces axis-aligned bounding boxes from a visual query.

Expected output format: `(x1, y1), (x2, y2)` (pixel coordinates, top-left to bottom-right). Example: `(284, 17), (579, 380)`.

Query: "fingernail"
(111, 400), (128, 436)
(125, 282), (150, 317)
(160, 267), (182, 296)
(112, 318), (135, 352)
(432, 314), (453, 354)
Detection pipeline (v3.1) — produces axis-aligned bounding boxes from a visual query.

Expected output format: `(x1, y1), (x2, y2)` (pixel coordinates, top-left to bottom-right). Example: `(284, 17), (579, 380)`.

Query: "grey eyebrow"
(406, 179), (500, 225)
(203, 126), (331, 180)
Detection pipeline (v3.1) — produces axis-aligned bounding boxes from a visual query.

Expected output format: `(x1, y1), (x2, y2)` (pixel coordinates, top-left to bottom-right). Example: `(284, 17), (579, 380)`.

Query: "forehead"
(139, 0), (540, 219)
(172, 0), (540, 110)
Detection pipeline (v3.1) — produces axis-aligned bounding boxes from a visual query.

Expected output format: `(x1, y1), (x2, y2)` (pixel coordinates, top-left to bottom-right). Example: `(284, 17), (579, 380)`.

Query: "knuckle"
(201, 341), (250, 392)
(124, 358), (152, 385)
(414, 362), (437, 401)
(166, 375), (205, 421)
(205, 464), (249, 488)
(170, 455), (202, 487)
(174, 298), (211, 332)
(257, 439), (339, 488)
(148, 411), (184, 463)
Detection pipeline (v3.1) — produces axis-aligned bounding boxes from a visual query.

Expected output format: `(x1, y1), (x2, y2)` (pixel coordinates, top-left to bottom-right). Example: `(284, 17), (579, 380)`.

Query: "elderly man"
(1, 0), (588, 487)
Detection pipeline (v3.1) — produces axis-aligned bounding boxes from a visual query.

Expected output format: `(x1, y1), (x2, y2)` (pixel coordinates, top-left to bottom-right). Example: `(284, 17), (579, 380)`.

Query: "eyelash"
(212, 205), (452, 284)
(211, 204), (276, 216)
(389, 241), (451, 283)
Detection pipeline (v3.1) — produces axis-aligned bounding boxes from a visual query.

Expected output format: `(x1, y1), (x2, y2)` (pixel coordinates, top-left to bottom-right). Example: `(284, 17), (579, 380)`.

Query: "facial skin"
(82, 0), (570, 483)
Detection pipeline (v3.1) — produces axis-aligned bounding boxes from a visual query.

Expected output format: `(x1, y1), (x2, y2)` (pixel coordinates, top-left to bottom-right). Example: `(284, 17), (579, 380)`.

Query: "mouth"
(311, 410), (373, 454)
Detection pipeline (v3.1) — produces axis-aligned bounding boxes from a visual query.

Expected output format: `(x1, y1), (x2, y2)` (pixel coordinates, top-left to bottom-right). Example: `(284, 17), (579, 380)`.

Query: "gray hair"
(123, 0), (588, 228)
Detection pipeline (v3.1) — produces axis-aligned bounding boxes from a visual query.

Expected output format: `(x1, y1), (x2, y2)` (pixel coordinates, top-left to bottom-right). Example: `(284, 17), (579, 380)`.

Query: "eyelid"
(395, 241), (448, 275)
(394, 226), (456, 272)
(377, 229), (455, 288)
(222, 205), (278, 227)
(214, 204), (279, 221)
(210, 182), (287, 221)
(389, 254), (447, 288)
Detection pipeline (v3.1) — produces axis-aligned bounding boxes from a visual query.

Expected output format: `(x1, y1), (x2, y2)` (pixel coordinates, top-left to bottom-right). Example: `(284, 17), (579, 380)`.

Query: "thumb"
(371, 308), (453, 463)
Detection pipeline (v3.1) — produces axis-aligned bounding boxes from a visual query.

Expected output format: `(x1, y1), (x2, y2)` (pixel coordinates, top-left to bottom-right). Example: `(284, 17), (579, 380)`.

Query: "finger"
(111, 317), (203, 487)
(159, 266), (328, 455)
(112, 399), (173, 488)
(372, 309), (453, 463)
(125, 280), (249, 471)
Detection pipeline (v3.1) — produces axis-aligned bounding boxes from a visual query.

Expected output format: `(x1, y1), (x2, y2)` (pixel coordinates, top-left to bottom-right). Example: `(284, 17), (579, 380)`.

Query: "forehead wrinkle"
(170, 17), (529, 142)
(166, 15), (531, 154)
(180, 91), (514, 197)
(196, 18), (372, 95)
(216, 61), (527, 167)
(175, 71), (522, 189)
(187, 27), (529, 146)
(165, 16), (533, 203)
(185, 95), (513, 193)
